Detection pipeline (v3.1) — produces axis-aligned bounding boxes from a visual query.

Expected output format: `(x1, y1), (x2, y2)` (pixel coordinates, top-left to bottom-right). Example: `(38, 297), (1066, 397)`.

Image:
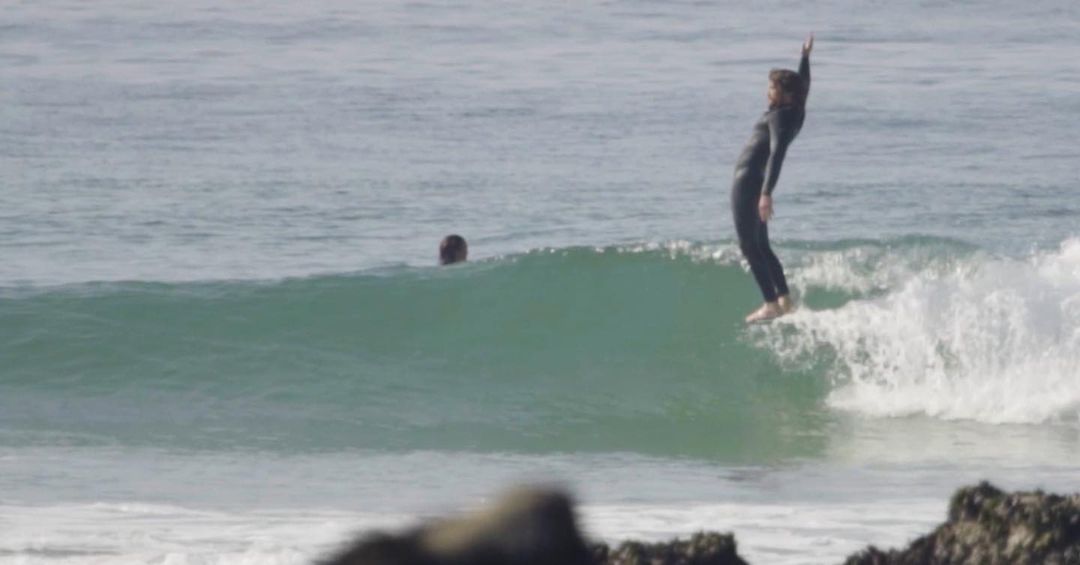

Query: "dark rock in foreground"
(844, 481), (1080, 565)
(321, 487), (594, 565)
(592, 532), (749, 565)
(320, 481), (1079, 565)
(320, 487), (747, 565)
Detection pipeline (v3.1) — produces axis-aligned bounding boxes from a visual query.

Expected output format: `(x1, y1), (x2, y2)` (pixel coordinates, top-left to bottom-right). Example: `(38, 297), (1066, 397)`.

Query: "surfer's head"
(768, 69), (805, 108)
(439, 235), (468, 265)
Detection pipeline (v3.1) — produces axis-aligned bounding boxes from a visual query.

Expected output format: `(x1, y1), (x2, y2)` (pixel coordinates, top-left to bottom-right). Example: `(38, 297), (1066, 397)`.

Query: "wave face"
(2, 237), (1077, 458)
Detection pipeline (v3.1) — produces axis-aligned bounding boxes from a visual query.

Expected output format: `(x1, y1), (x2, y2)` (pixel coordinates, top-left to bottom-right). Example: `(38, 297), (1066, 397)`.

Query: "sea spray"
(760, 238), (1080, 425)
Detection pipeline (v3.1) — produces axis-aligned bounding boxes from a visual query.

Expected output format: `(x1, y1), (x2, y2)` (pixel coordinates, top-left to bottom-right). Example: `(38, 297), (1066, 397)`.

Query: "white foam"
(789, 241), (970, 295)
(582, 499), (940, 565)
(0, 503), (412, 565)
(762, 238), (1080, 425)
(0, 499), (941, 565)
(613, 240), (744, 264)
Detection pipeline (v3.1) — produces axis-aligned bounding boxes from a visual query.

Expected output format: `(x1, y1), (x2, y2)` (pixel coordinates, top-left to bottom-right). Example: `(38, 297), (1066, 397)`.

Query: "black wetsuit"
(731, 52), (810, 303)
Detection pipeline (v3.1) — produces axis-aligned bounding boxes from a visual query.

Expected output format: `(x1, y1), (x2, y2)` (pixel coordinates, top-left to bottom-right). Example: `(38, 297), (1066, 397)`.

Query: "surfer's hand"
(802, 33), (814, 55)
(758, 194), (774, 222)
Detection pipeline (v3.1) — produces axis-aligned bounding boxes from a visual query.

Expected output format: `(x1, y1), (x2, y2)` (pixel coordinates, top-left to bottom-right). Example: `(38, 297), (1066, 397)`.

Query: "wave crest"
(760, 238), (1080, 425)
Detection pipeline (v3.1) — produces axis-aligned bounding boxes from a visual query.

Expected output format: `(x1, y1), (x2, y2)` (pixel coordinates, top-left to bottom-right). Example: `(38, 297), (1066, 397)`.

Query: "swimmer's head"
(768, 69), (805, 108)
(439, 234), (468, 265)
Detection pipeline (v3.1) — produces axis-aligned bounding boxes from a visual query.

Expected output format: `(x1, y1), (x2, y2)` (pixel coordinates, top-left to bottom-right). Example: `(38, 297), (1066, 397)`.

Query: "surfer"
(439, 234), (468, 265)
(731, 34), (813, 323)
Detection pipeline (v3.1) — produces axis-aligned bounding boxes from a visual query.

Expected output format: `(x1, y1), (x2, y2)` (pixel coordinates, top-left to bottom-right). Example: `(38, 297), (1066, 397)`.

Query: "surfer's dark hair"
(439, 234), (468, 265)
(769, 68), (805, 108)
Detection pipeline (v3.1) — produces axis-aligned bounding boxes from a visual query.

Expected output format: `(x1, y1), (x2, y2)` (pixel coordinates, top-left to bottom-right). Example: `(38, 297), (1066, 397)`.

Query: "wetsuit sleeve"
(799, 51), (811, 100)
(762, 112), (794, 196)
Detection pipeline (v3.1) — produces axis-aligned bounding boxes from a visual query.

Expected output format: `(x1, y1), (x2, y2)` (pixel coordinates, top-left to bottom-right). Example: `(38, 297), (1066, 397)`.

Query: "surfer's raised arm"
(799, 33), (813, 98)
(761, 35), (813, 200)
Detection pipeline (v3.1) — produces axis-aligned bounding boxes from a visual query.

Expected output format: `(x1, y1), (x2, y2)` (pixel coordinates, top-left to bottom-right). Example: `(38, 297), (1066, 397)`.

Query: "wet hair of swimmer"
(439, 234), (468, 265)
(768, 68), (806, 108)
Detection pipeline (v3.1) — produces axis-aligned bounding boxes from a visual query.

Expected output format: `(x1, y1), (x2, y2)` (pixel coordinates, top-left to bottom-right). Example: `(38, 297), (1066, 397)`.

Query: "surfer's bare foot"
(745, 302), (782, 323)
(778, 295), (796, 314)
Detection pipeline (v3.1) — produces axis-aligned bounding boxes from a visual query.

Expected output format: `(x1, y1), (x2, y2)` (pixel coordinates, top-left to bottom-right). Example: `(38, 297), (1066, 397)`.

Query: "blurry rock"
(593, 532), (749, 565)
(321, 487), (594, 565)
(843, 481), (1080, 565)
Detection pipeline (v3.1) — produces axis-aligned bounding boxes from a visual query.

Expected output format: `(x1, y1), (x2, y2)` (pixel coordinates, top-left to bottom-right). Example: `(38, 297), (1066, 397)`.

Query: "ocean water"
(2, 1), (1079, 564)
